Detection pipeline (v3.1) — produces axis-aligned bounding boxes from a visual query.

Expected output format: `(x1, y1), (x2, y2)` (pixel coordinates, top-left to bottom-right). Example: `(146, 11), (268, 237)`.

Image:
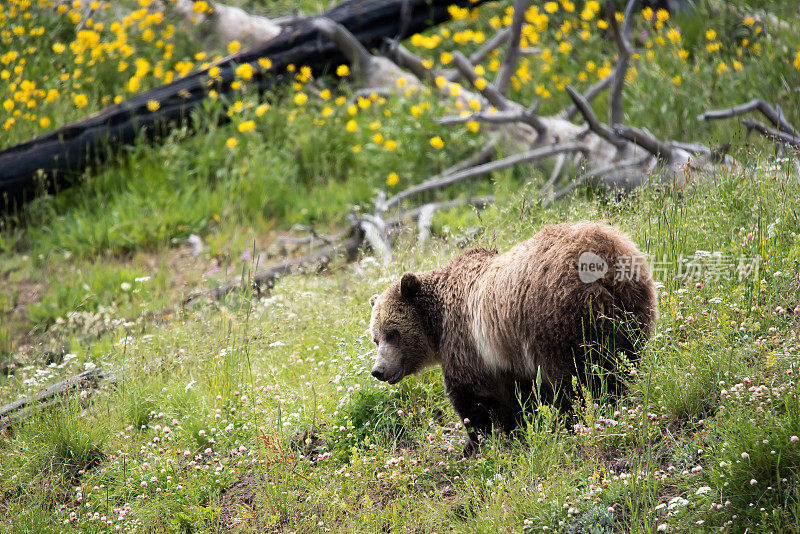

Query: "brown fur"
(369, 221), (657, 451)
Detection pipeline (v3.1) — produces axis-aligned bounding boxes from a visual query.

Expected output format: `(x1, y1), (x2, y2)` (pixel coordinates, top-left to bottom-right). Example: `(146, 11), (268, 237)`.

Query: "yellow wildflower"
(225, 137), (238, 148)
(146, 99), (160, 111)
(346, 119), (357, 132)
(430, 136), (444, 149)
(336, 64), (350, 77)
(235, 63), (254, 81)
(238, 120), (255, 132)
(386, 172), (399, 186)
(294, 93), (308, 106)
(73, 94), (88, 107)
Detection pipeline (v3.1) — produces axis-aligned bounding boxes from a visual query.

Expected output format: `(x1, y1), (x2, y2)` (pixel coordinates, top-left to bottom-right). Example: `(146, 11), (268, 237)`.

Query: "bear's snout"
(371, 364), (404, 384)
(371, 366), (386, 380)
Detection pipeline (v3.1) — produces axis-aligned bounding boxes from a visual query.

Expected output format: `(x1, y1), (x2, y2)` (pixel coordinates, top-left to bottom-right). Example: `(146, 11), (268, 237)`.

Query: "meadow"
(0, 0), (799, 532)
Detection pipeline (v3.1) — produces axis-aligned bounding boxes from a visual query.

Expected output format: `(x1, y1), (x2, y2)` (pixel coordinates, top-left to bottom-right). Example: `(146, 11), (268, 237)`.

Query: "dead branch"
(384, 195), (494, 227)
(565, 85), (627, 150)
(186, 219), (365, 305)
(436, 102), (546, 136)
(417, 204), (438, 244)
(543, 155), (650, 207)
(698, 99), (800, 138)
(451, 51), (511, 111)
(541, 153), (567, 193)
(494, 0), (528, 95)
(444, 140), (499, 175)
(743, 119), (800, 148)
(312, 18), (411, 88)
(311, 18), (374, 77)
(0, 368), (109, 430)
(462, 28), (510, 76)
(361, 214), (392, 264)
(375, 142), (496, 215)
(559, 70), (615, 121)
(614, 124), (673, 161)
(606, 0), (638, 126)
(383, 39), (440, 84)
(384, 143), (588, 209)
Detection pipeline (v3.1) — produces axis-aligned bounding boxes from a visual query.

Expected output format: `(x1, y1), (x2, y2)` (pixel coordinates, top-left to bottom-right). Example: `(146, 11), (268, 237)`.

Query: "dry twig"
(494, 0), (528, 95)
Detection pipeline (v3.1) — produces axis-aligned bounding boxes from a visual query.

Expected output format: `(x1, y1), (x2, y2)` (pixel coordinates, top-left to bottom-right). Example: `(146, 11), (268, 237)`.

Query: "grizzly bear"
(368, 221), (657, 453)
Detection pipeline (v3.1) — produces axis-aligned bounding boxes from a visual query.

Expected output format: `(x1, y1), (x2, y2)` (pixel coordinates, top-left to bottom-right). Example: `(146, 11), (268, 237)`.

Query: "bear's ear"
(400, 272), (421, 301)
(369, 294), (379, 307)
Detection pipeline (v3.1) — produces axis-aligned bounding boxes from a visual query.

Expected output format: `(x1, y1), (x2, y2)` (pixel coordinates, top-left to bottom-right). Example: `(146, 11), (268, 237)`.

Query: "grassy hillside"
(1, 0), (799, 532)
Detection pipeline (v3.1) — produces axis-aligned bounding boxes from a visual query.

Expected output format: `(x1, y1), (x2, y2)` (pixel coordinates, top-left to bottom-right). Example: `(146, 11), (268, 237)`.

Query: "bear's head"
(368, 272), (438, 384)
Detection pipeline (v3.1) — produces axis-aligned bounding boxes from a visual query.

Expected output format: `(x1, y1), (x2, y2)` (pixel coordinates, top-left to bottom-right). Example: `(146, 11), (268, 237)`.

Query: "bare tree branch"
(384, 143), (589, 209)
(436, 102), (547, 137)
(452, 51), (512, 110)
(565, 85), (627, 150)
(441, 140), (499, 174)
(541, 153), (566, 193)
(385, 196), (495, 228)
(185, 220), (365, 305)
(543, 155), (649, 208)
(698, 99), (800, 138)
(0, 368), (109, 430)
(559, 70), (615, 120)
(743, 119), (800, 148)
(361, 214), (392, 264)
(311, 18), (377, 80)
(614, 124), (673, 161)
(494, 0), (528, 95)
(383, 38), (439, 84)
(446, 28), (510, 82)
(606, 0), (638, 126)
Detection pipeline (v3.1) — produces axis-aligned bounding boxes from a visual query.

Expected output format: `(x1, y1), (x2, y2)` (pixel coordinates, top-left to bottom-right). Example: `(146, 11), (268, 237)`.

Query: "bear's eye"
(372, 337), (379, 346)
(384, 330), (398, 343)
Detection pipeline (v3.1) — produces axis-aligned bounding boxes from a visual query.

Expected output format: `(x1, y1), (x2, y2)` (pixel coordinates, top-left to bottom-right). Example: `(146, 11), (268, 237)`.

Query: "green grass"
(1, 0), (800, 532)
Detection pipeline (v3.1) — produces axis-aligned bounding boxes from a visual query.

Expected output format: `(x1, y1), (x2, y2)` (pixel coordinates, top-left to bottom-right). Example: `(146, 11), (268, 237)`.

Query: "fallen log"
(0, 368), (109, 431)
(184, 217), (366, 305)
(0, 0), (489, 212)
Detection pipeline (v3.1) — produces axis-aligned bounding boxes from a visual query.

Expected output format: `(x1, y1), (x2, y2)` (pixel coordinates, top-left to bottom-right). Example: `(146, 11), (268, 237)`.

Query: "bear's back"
(452, 221), (656, 381)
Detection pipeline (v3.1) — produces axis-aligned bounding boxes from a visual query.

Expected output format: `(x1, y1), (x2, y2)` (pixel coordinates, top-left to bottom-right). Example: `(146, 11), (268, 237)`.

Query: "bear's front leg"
(447, 382), (518, 457)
